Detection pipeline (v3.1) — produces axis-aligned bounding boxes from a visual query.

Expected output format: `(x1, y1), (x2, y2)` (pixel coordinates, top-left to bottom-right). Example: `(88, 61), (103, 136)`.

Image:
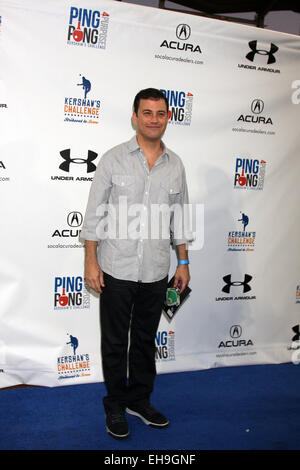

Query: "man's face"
(132, 98), (169, 143)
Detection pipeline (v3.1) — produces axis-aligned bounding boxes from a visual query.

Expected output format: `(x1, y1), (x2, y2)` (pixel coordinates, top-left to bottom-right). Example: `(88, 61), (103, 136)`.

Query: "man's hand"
(84, 240), (105, 294)
(84, 259), (105, 294)
(174, 243), (190, 294)
(173, 265), (190, 294)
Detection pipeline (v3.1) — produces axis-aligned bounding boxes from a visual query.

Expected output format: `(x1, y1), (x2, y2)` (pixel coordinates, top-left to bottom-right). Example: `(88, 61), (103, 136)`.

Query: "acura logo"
(246, 40), (279, 65)
(251, 99), (264, 114)
(59, 149), (98, 173)
(218, 324), (254, 348)
(222, 274), (252, 294)
(176, 24), (191, 41)
(230, 325), (242, 338)
(67, 211), (83, 227)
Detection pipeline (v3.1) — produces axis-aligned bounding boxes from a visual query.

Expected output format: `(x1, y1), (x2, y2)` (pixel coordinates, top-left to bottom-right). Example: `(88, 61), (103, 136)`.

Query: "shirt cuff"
(79, 229), (99, 242)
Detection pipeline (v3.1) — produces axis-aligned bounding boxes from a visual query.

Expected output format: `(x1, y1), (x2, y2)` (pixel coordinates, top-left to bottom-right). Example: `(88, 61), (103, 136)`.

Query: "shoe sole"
(126, 407), (169, 428)
(106, 426), (130, 440)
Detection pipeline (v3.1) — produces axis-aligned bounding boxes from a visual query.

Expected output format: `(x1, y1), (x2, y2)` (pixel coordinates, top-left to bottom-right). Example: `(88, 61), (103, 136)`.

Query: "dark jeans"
(100, 272), (168, 414)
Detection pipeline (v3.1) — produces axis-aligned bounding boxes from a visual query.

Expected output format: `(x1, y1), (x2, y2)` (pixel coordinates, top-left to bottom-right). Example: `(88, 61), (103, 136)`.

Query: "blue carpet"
(1, 363), (300, 450)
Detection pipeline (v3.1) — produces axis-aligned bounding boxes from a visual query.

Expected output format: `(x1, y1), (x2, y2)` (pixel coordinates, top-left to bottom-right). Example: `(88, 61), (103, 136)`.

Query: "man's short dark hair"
(133, 88), (169, 115)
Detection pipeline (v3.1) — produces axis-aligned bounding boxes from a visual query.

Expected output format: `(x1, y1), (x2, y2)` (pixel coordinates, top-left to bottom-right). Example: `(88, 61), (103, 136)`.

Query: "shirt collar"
(128, 135), (169, 159)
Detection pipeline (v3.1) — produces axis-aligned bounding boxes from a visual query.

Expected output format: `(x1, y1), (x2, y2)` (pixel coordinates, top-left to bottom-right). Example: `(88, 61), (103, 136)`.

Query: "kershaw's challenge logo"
(227, 212), (256, 252)
(57, 334), (91, 380)
(160, 89), (193, 126)
(67, 7), (109, 49)
(64, 75), (101, 124)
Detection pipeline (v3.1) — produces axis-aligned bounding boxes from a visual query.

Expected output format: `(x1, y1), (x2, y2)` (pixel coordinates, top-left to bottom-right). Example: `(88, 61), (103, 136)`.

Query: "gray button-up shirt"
(80, 136), (190, 282)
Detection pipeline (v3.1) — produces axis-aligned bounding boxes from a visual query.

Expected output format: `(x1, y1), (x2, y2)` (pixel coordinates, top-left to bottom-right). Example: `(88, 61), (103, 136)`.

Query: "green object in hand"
(166, 288), (180, 307)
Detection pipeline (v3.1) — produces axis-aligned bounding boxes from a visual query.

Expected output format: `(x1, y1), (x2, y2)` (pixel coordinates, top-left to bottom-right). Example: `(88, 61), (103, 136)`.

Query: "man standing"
(80, 88), (190, 439)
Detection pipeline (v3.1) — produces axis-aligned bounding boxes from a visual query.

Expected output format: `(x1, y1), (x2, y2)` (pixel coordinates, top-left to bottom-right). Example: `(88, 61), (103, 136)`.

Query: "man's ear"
(132, 112), (137, 128)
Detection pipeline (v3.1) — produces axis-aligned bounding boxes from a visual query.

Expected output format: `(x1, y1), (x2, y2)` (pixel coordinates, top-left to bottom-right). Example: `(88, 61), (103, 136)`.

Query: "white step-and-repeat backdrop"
(0, 0), (300, 388)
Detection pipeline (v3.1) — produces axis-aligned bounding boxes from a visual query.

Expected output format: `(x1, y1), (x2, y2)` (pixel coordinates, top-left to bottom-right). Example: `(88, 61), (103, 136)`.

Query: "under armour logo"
(222, 274), (252, 294)
(292, 325), (300, 342)
(176, 24), (191, 41)
(59, 149), (98, 173)
(246, 40), (279, 65)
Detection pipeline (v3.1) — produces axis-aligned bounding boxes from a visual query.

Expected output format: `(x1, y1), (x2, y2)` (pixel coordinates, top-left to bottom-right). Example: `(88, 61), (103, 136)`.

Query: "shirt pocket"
(111, 174), (135, 201)
(159, 178), (182, 205)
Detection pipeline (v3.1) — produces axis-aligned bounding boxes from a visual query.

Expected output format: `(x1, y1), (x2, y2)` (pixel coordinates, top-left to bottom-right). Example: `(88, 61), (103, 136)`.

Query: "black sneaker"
(106, 412), (130, 439)
(126, 403), (169, 428)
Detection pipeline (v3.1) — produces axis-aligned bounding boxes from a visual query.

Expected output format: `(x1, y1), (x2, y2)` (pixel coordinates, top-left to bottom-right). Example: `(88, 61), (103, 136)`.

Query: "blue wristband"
(178, 260), (189, 265)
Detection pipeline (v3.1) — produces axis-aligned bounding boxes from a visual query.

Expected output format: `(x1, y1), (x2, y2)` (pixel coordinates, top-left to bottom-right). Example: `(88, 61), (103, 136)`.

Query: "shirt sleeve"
(171, 164), (194, 247)
(80, 153), (112, 242)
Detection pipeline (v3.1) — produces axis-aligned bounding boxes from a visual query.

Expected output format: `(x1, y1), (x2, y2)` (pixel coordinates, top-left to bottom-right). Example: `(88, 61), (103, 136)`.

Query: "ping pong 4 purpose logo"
(155, 330), (175, 362)
(160, 89), (194, 126)
(234, 157), (267, 190)
(67, 6), (110, 49)
(54, 276), (90, 310)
